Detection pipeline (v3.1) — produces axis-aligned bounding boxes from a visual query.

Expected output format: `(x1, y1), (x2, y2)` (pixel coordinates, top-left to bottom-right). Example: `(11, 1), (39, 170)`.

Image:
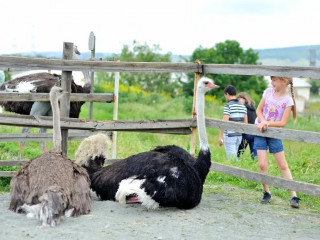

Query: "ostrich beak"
(209, 83), (219, 89)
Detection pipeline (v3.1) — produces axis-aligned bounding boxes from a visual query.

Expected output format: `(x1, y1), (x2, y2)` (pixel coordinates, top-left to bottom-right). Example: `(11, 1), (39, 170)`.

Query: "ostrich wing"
(9, 161), (32, 211)
(69, 163), (92, 216)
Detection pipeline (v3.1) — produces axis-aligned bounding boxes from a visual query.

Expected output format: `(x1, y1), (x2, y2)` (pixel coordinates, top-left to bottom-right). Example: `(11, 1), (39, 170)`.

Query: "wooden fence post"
(61, 42), (73, 154)
(112, 59), (120, 158)
(88, 31), (96, 120)
(189, 59), (201, 156)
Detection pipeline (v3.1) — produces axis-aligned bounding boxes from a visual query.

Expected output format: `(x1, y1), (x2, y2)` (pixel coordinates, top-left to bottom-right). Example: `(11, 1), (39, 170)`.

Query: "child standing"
(254, 76), (300, 208)
(237, 92), (257, 159)
(219, 85), (248, 160)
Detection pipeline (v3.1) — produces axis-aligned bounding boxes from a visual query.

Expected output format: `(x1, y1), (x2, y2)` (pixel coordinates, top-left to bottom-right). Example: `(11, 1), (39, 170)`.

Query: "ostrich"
(0, 46), (91, 159)
(9, 86), (91, 227)
(75, 77), (218, 210)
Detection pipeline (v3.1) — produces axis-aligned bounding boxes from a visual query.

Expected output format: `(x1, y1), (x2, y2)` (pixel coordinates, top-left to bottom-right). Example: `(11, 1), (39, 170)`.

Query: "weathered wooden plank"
(0, 160), (26, 166)
(0, 171), (16, 177)
(0, 92), (114, 102)
(0, 115), (195, 133)
(0, 127), (191, 143)
(211, 162), (320, 196)
(0, 56), (201, 73)
(203, 64), (320, 79)
(0, 115), (318, 143)
(1, 56), (320, 78)
(0, 130), (98, 142)
(205, 118), (320, 144)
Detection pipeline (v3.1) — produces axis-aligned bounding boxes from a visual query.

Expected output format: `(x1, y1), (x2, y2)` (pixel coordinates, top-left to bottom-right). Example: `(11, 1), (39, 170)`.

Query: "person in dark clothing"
(237, 92), (257, 159)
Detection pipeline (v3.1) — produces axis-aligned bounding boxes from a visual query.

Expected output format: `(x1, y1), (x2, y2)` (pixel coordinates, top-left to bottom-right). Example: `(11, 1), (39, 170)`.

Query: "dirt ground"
(0, 185), (319, 240)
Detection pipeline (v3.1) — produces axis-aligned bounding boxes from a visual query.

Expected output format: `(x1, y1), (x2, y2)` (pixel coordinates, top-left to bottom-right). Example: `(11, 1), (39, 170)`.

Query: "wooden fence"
(0, 42), (320, 196)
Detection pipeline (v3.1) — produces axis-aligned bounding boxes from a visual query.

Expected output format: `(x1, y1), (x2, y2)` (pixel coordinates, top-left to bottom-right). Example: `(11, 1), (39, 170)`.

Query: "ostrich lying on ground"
(0, 46), (91, 159)
(9, 86), (91, 227)
(75, 77), (218, 210)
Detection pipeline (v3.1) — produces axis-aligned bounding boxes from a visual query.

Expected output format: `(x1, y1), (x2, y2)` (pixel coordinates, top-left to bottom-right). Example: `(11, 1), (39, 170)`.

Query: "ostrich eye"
(203, 81), (209, 85)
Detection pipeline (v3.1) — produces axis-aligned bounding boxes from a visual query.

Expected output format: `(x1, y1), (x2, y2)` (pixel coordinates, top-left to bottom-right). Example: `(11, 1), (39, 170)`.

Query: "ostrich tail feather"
(18, 190), (68, 227)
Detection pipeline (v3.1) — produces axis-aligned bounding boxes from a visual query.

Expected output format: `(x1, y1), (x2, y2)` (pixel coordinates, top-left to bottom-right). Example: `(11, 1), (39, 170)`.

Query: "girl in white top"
(254, 76), (300, 208)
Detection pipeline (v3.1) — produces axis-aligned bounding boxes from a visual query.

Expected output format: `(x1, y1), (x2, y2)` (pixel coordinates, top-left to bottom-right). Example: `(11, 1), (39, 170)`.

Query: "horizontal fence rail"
(0, 56), (202, 73)
(1, 56), (320, 78)
(210, 162), (320, 196)
(0, 115), (318, 144)
(0, 92), (114, 102)
(203, 64), (320, 79)
(205, 118), (320, 144)
(0, 130), (101, 142)
(0, 114), (194, 134)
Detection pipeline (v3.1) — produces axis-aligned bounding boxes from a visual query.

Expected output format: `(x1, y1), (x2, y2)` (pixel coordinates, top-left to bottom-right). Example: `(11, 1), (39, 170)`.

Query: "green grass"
(0, 95), (319, 213)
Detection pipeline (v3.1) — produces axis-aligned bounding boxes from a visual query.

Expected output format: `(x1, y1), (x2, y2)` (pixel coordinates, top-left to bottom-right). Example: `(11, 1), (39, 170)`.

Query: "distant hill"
(3, 45), (320, 67)
(255, 45), (320, 66)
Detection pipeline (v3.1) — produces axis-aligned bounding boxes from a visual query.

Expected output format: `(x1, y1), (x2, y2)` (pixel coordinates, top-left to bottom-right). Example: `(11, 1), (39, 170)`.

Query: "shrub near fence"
(0, 42), (320, 196)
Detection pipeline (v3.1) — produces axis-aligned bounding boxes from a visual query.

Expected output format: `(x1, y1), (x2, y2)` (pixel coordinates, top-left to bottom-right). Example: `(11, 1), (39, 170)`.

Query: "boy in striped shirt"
(218, 85), (248, 159)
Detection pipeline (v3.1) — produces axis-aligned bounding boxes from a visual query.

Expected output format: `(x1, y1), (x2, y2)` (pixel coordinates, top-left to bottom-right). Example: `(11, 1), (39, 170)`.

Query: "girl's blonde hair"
(271, 76), (297, 122)
(237, 92), (255, 106)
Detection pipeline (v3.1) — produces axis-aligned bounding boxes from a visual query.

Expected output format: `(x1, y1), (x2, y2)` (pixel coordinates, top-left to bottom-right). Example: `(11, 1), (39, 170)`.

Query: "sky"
(1, 0), (319, 56)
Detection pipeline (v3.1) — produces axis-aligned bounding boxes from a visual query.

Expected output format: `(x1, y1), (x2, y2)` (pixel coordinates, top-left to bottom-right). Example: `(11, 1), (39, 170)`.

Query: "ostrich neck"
(51, 95), (62, 153)
(82, 71), (91, 86)
(196, 91), (208, 151)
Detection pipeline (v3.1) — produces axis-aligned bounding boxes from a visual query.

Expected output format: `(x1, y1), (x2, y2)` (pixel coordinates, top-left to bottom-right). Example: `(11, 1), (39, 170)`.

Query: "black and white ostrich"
(9, 86), (91, 227)
(75, 77), (218, 210)
(0, 46), (91, 159)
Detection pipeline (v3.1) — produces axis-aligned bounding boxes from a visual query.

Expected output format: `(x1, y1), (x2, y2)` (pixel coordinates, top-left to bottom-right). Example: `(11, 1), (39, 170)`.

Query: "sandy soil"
(0, 186), (319, 240)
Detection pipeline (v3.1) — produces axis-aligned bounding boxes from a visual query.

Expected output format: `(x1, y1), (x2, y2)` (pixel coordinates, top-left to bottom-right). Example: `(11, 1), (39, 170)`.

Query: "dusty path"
(0, 186), (319, 240)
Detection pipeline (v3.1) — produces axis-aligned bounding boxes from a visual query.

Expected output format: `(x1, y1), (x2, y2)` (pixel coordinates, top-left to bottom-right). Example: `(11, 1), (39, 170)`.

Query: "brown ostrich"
(9, 86), (91, 227)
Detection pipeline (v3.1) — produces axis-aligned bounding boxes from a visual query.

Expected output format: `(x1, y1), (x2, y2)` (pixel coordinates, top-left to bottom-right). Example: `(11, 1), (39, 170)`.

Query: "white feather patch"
(157, 176), (166, 183)
(115, 178), (159, 210)
(170, 167), (179, 178)
(15, 81), (37, 93)
(19, 203), (41, 219)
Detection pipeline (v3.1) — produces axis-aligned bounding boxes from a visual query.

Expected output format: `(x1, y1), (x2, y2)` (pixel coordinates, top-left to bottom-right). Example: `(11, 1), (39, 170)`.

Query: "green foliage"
(94, 41), (182, 97)
(4, 70), (11, 81)
(185, 40), (267, 100)
(308, 79), (320, 94)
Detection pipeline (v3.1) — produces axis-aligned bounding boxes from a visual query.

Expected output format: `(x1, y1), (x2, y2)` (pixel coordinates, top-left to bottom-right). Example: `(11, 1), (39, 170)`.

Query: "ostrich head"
(72, 45), (81, 59)
(50, 86), (65, 102)
(197, 77), (219, 94)
(72, 45), (91, 86)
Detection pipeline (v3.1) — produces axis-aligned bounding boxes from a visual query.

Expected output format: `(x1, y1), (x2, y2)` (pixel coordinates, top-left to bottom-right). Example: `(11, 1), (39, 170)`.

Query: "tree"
(184, 40), (267, 100)
(95, 41), (181, 97)
(308, 79), (320, 95)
